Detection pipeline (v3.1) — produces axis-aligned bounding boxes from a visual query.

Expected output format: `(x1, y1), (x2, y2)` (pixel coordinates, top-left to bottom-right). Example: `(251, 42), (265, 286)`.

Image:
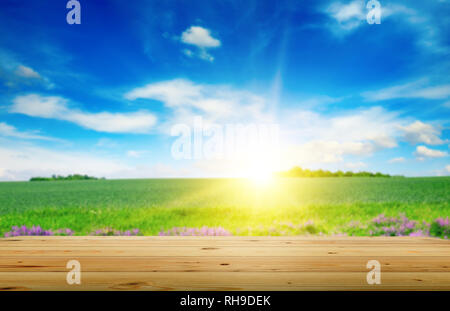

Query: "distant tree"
(277, 167), (392, 178)
(30, 174), (103, 182)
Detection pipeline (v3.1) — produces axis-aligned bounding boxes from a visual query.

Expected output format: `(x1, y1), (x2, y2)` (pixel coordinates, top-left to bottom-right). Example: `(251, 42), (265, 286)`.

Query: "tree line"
(277, 166), (393, 178)
(30, 174), (103, 181)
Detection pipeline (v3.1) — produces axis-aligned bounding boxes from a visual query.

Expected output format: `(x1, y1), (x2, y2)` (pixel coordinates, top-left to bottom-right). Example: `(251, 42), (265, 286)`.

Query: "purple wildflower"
(369, 214), (428, 237)
(4, 225), (54, 237)
(158, 226), (232, 236)
(89, 227), (141, 236)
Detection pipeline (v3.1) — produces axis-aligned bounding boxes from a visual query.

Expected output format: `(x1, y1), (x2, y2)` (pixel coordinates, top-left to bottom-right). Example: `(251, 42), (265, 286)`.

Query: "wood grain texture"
(0, 236), (449, 291)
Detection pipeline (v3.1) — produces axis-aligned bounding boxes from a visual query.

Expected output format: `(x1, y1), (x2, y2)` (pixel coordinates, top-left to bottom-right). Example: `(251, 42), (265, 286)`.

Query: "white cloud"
(125, 79), (271, 132)
(388, 157), (405, 163)
(281, 106), (402, 167)
(125, 79), (446, 173)
(0, 144), (192, 181)
(435, 164), (450, 177)
(285, 141), (377, 165)
(0, 122), (60, 141)
(181, 26), (221, 48)
(363, 79), (450, 101)
(15, 65), (41, 79)
(12, 94), (66, 117)
(344, 161), (367, 170)
(180, 26), (221, 62)
(125, 79), (202, 106)
(324, 1), (448, 53)
(400, 121), (445, 145)
(296, 95), (343, 108)
(126, 150), (146, 158)
(197, 49), (214, 62)
(0, 145), (128, 181)
(10, 94), (157, 134)
(96, 138), (118, 148)
(414, 145), (448, 158)
(284, 106), (400, 147)
(325, 1), (366, 31)
(0, 49), (53, 88)
(414, 85), (450, 99)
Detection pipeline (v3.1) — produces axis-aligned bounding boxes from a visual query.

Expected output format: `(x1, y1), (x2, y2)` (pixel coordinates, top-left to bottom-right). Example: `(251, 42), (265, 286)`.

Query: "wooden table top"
(0, 236), (449, 291)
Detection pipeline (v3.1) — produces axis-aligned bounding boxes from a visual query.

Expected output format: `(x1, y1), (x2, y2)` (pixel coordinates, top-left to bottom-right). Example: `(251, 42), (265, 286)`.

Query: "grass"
(0, 177), (449, 236)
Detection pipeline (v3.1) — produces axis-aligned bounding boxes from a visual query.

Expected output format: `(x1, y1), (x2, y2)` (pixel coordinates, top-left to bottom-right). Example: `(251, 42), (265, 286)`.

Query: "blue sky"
(0, 0), (449, 180)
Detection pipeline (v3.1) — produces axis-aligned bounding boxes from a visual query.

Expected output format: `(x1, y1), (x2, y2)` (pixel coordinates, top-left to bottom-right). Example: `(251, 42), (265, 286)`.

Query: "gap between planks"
(0, 256), (449, 272)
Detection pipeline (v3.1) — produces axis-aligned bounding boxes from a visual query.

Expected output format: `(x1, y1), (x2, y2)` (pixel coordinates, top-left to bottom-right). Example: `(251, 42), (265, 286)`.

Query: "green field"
(0, 177), (449, 236)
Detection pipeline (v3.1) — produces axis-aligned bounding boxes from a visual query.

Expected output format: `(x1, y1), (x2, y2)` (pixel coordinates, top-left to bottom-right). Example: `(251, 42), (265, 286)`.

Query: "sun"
(249, 173), (273, 187)
(244, 163), (276, 187)
(237, 149), (280, 187)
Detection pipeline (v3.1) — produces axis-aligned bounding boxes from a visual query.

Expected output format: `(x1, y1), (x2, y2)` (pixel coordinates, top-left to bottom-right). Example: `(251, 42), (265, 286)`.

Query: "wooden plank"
(0, 272), (449, 291)
(0, 237), (449, 291)
(1, 245), (449, 257)
(1, 256), (449, 272)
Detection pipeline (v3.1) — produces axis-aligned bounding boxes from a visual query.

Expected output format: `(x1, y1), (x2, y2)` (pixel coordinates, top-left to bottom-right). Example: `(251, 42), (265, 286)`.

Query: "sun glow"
(247, 170), (273, 186)
(244, 160), (277, 187)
